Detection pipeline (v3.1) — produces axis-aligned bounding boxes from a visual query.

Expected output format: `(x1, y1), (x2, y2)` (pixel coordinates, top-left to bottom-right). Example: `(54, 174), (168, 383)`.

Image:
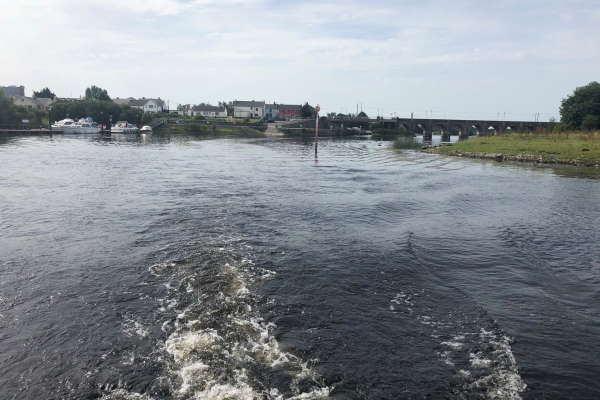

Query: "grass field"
(434, 131), (600, 162)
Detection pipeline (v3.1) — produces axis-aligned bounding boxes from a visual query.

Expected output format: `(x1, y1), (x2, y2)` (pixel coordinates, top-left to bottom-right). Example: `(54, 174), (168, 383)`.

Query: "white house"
(114, 98), (166, 113)
(10, 95), (54, 111)
(233, 100), (265, 119)
(191, 104), (228, 118)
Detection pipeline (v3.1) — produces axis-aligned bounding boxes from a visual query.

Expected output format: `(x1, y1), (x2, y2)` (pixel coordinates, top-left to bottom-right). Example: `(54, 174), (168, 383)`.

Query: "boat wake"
(102, 242), (330, 400)
(390, 289), (526, 400)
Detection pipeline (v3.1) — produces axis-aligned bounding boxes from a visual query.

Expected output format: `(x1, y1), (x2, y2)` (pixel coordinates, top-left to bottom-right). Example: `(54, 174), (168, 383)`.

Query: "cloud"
(1, 0), (599, 118)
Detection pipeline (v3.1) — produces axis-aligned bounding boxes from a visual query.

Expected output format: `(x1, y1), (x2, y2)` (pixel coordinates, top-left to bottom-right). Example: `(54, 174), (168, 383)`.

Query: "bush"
(185, 123), (209, 133)
(372, 127), (413, 139)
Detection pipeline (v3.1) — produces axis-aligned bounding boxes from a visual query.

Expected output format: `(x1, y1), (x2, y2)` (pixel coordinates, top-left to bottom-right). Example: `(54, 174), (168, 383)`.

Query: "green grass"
(435, 131), (600, 162)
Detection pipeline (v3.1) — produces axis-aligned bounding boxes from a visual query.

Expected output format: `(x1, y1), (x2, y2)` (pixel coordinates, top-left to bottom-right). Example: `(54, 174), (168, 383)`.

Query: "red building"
(266, 103), (302, 120)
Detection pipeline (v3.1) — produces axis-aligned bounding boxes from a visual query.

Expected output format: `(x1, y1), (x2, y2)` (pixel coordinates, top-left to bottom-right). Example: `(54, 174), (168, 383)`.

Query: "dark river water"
(1, 134), (599, 400)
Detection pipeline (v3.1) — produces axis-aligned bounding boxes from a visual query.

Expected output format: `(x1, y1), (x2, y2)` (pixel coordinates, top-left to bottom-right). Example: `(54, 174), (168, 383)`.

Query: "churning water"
(0, 134), (599, 400)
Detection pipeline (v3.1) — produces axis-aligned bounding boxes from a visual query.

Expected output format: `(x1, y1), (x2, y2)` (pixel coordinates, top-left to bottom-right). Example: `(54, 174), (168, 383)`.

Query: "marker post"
(314, 104), (320, 160)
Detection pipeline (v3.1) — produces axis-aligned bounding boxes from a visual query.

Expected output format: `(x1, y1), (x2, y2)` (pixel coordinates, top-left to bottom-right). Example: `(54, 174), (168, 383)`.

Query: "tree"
(357, 111), (369, 119)
(560, 81), (600, 129)
(85, 85), (111, 101)
(0, 89), (18, 127)
(142, 112), (154, 124)
(581, 115), (600, 130)
(300, 102), (315, 118)
(33, 87), (56, 99)
(0, 89), (46, 128)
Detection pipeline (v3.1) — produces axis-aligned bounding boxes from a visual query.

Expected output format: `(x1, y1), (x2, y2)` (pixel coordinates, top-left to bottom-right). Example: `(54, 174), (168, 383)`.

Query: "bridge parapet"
(329, 117), (549, 136)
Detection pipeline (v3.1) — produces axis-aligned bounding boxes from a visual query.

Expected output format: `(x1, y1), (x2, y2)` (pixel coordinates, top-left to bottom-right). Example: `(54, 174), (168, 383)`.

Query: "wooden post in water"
(314, 104), (321, 160)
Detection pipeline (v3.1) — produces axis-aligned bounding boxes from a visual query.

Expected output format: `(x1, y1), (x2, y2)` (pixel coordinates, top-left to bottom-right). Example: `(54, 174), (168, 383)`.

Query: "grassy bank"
(156, 123), (266, 138)
(393, 136), (422, 149)
(372, 128), (414, 140)
(429, 131), (600, 166)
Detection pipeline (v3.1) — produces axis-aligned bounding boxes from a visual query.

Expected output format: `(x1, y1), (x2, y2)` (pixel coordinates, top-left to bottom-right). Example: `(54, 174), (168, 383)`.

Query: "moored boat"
(140, 125), (153, 133)
(51, 118), (101, 134)
(111, 121), (139, 134)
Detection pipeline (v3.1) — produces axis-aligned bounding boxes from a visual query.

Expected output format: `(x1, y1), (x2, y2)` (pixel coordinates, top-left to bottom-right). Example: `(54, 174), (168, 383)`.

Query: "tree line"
(49, 85), (144, 126)
(0, 89), (46, 128)
(0, 85), (152, 128)
(3, 83), (600, 131)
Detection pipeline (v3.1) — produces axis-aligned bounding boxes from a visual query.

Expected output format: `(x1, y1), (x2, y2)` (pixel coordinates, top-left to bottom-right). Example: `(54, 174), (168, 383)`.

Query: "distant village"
(1, 85), (305, 121)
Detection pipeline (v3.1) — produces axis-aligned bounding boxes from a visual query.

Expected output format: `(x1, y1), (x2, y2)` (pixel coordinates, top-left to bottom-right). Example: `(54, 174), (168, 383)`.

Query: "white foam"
(178, 361), (210, 395)
(100, 389), (153, 400)
(441, 341), (464, 350)
(390, 292), (415, 307)
(441, 328), (526, 399)
(122, 317), (149, 338)
(192, 382), (257, 400)
(287, 388), (331, 399)
(437, 350), (455, 366)
(148, 262), (176, 277)
(258, 268), (277, 280)
(470, 352), (492, 368)
(165, 329), (222, 363)
(156, 254), (331, 399)
(403, 293), (526, 400)
(470, 329), (526, 399)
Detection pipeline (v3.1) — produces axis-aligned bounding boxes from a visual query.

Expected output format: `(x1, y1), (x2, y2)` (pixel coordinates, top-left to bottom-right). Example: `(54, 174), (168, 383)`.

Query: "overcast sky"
(2, 0), (599, 120)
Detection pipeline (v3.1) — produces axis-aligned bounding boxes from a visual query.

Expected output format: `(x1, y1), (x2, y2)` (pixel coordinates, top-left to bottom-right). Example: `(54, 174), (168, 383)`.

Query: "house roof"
(192, 104), (226, 112)
(114, 97), (165, 107)
(113, 97), (131, 105)
(10, 96), (54, 107)
(233, 100), (265, 108)
(265, 103), (301, 111)
(34, 97), (54, 107)
(277, 104), (301, 111)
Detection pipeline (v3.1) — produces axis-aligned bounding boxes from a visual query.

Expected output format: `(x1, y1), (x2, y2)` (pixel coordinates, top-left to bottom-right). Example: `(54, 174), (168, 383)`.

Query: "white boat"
(111, 121), (139, 134)
(140, 125), (153, 133)
(51, 118), (101, 134)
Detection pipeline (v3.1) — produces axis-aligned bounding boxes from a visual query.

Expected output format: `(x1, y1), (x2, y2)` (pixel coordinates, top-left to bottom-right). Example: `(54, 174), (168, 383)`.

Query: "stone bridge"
(330, 117), (550, 140)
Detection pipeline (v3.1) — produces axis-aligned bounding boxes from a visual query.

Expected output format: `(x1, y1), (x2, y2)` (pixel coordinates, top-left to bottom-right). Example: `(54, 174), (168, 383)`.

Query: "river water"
(0, 134), (599, 400)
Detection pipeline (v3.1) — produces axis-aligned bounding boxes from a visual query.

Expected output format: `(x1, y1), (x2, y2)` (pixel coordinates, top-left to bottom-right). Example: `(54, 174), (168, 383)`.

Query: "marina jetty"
(0, 128), (59, 136)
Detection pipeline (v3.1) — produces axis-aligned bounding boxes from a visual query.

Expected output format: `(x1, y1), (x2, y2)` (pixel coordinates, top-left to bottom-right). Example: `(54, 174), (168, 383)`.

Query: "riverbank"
(155, 123), (266, 138)
(0, 128), (56, 136)
(426, 132), (600, 167)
